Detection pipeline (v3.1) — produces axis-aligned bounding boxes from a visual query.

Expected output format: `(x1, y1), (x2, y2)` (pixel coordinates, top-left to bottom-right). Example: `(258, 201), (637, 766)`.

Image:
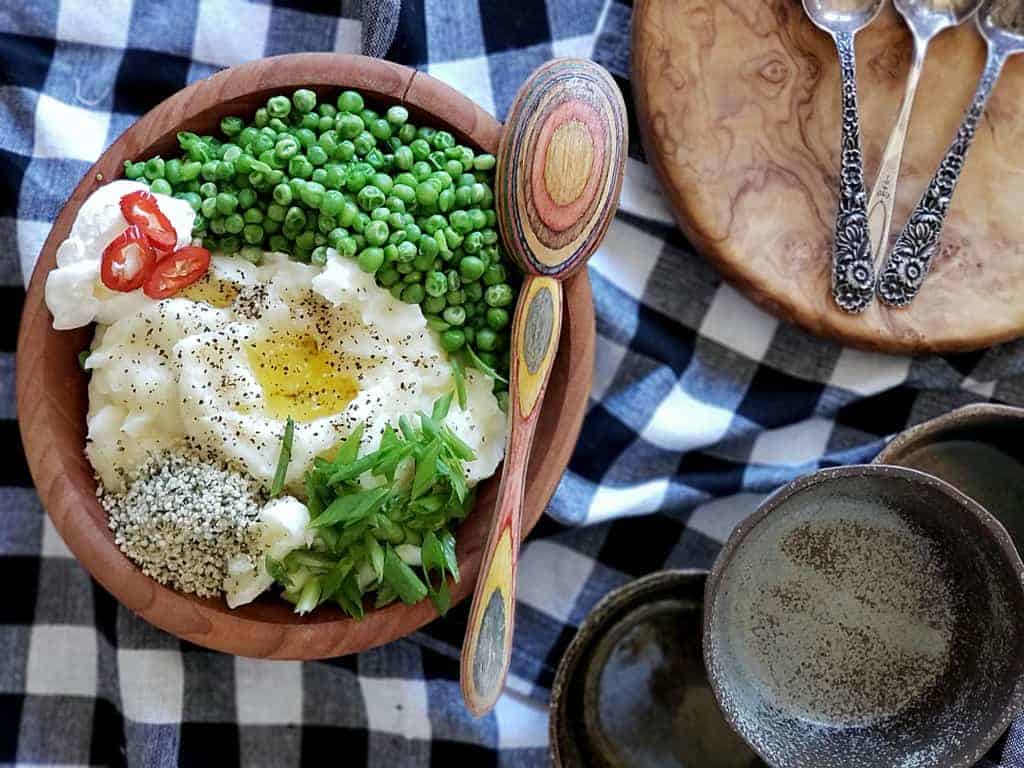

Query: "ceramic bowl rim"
(702, 463), (1024, 768)
(875, 403), (1024, 466)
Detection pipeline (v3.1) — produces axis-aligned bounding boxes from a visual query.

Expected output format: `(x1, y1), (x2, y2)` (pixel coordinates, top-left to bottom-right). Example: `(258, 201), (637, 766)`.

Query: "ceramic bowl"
(550, 570), (764, 768)
(704, 465), (1024, 768)
(15, 54), (595, 659)
(874, 403), (1024, 547)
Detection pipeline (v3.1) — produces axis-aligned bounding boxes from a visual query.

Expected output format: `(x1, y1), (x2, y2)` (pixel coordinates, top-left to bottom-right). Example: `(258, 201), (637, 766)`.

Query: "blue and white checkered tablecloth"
(3, 0), (1024, 765)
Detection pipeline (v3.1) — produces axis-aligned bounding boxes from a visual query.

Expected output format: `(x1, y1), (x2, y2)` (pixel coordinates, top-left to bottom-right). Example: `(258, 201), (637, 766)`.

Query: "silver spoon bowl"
(865, 0), (982, 263)
(878, 0), (1024, 306)
(802, 0), (886, 314)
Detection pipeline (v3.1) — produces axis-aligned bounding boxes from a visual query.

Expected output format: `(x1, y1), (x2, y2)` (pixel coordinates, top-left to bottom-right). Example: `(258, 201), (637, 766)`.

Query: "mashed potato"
(80, 252), (506, 492)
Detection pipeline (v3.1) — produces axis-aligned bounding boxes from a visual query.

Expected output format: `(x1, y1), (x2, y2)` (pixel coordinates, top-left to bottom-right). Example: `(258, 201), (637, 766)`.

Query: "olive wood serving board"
(16, 54), (595, 659)
(633, 0), (1024, 353)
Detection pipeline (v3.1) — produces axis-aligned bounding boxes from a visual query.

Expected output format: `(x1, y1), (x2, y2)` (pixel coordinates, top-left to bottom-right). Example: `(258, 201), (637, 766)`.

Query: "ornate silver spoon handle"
(831, 31), (875, 314)
(866, 39), (926, 265)
(877, 46), (1005, 307)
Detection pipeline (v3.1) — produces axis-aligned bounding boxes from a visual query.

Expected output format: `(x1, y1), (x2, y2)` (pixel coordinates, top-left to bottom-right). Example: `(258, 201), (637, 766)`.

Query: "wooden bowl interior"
(16, 54), (595, 658)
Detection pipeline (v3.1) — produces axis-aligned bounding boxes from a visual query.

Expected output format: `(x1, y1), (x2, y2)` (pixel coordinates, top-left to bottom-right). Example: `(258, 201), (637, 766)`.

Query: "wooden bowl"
(15, 54), (596, 659)
(704, 465), (1024, 768)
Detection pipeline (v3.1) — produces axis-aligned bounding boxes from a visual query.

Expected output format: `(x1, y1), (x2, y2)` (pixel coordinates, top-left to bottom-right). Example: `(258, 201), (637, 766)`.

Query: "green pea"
(267, 183), (290, 206)
(336, 113), (364, 139)
(144, 156), (165, 180)
(319, 131), (339, 155)
(444, 159), (464, 179)
(274, 136), (299, 160)
(394, 146), (414, 170)
(323, 164), (346, 190)
(222, 213), (243, 234)
(436, 188), (453, 212)
(485, 284), (513, 307)
(475, 328), (498, 351)
(446, 269), (461, 291)
(242, 224), (264, 244)
(384, 105), (408, 126)
(215, 192), (237, 215)
(267, 203), (286, 222)
(319, 103), (337, 119)
(266, 95), (291, 118)
(201, 197), (218, 218)
(398, 283), (423, 304)
(295, 230), (316, 251)
(209, 216), (227, 236)
(289, 155), (313, 179)
(292, 88), (317, 113)
(269, 234), (289, 252)
(316, 212), (336, 234)
(352, 212), (370, 233)
(308, 145), (328, 166)
(369, 118), (392, 141)
(253, 107), (269, 128)
(425, 271), (448, 297)
(124, 160), (145, 180)
(395, 240), (418, 263)
(284, 206), (307, 230)
(371, 206), (390, 221)
(338, 236), (358, 257)
(181, 161), (203, 181)
(463, 231), (484, 254)
(150, 178), (172, 195)
(354, 132), (376, 155)
(164, 158), (183, 184)
(422, 295), (446, 314)
(454, 186), (473, 208)
(326, 227), (347, 249)
(300, 181), (325, 209)
(337, 90), (364, 113)
(473, 153), (496, 171)
(338, 201), (359, 228)
(244, 207), (264, 224)
(457, 255), (484, 282)
(364, 220), (389, 247)
(309, 245), (328, 267)
(334, 140), (356, 162)
(409, 138), (430, 161)
(450, 210), (472, 233)
(220, 235), (241, 253)
(411, 161), (432, 181)
(443, 306), (466, 326)
(357, 185), (386, 211)
(483, 263), (506, 286)
(446, 288), (465, 306)
(386, 197), (406, 214)
(440, 329), (465, 351)
(397, 123), (416, 144)
(264, 217), (281, 234)
(346, 168), (368, 193)
(378, 267), (401, 287)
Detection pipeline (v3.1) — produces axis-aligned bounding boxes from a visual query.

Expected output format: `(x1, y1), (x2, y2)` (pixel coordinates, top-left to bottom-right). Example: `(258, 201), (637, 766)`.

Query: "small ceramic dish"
(15, 54), (596, 659)
(874, 403), (1024, 546)
(704, 465), (1024, 768)
(550, 570), (764, 768)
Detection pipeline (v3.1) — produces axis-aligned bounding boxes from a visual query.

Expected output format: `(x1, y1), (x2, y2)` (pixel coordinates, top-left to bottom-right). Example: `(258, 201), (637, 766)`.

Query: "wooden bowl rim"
(15, 53), (596, 659)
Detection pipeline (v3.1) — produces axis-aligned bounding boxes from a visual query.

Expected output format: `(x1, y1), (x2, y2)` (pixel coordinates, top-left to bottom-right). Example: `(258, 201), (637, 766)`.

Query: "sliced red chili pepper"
(143, 246), (211, 299)
(100, 226), (156, 292)
(120, 190), (177, 256)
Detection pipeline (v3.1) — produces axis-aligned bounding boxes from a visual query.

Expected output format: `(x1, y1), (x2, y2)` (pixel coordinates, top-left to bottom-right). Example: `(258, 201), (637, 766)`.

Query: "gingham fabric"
(3, 1), (1024, 766)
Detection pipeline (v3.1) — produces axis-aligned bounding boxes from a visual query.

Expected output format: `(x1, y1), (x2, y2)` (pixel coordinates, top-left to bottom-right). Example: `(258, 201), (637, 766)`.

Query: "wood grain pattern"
(15, 54), (596, 660)
(633, 0), (1024, 353)
(496, 58), (627, 277)
(463, 59), (626, 717)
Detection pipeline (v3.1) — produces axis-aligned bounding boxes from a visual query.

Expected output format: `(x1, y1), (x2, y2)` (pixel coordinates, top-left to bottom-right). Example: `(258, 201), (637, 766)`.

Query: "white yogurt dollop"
(45, 180), (195, 330)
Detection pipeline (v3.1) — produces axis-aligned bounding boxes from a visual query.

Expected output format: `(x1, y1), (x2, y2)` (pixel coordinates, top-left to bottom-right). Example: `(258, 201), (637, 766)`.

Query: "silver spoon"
(802, 0), (887, 314)
(878, 0), (1024, 306)
(866, 0), (982, 265)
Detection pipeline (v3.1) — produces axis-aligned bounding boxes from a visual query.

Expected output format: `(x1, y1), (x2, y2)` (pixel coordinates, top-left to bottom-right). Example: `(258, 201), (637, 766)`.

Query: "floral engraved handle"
(830, 32), (875, 314)
(877, 48), (1003, 307)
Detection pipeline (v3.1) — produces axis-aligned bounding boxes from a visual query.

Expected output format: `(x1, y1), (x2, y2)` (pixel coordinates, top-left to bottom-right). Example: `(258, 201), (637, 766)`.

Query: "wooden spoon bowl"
(15, 54), (595, 659)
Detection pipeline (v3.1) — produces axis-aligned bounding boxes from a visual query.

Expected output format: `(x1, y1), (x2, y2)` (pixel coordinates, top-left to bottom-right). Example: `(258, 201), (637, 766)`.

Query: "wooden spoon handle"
(460, 275), (564, 716)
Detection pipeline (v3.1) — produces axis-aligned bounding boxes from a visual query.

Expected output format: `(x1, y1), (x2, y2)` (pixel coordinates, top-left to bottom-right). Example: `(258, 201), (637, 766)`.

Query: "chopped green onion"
(270, 416), (294, 497)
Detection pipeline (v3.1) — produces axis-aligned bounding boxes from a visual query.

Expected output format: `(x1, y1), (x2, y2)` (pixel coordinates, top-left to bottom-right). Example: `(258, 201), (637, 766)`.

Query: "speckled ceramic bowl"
(874, 403), (1024, 548)
(704, 465), (1024, 768)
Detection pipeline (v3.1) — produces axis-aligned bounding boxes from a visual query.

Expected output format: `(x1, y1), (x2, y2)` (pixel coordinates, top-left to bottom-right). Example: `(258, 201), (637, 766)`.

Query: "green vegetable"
(265, 403), (475, 618)
(270, 416), (294, 497)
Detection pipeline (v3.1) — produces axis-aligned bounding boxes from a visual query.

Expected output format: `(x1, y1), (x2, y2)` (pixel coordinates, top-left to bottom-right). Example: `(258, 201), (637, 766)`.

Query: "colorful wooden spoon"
(460, 58), (627, 717)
